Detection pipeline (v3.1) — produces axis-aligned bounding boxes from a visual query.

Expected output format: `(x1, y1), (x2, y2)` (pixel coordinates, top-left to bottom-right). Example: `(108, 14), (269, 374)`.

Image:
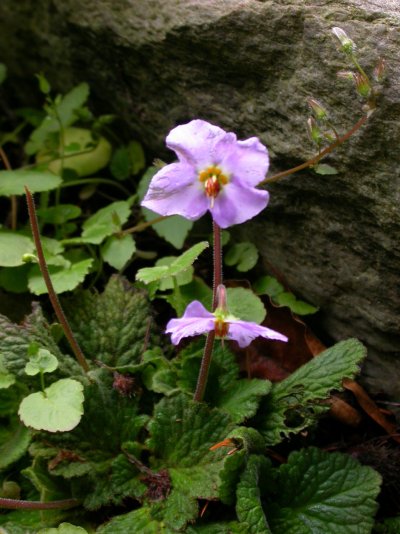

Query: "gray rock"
(0, 0), (399, 400)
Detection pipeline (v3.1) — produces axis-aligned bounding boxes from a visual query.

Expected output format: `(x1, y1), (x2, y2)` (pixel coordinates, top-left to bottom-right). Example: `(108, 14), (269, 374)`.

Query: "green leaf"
(274, 292), (318, 315)
(236, 455), (273, 533)
(0, 353), (16, 388)
(0, 264), (30, 293)
(225, 242), (259, 272)
(37, 524), (89, 534)
(254, 276), (318, 315)
(110, 146), (131, 180)
(101, 234), (136, 270)
(256, 339), (367, 445)
(24, 348), (58, 376)
(61, 275), (153, 367)
(254, 275), (284, 298)
(136, 241), (209, 285)
(155, 256), (193, 291)
(314, 163), (338, 175)
(147, 394), (235, 501)
(138, 167), (193, 248)
(36, 204), (81, 225)
(56, 83), (90, 127)
(187, 522), (246, 533)
(97, 507), (162, 534)
(18, 378), (84, 432)
(81, 199), (133, 244)
(128, 140), (145, 175)
(0, 170), (62, 196)
(374, 516), (400, 533)
(227, 287), (266, 324)
(265, 447), (381, 534)
(28, 258), (93, 295)
(0, 423), (31, 469)
(36, 73), (51, 94)
(218, 379), (271, 423)
(0, 232), (34, 267)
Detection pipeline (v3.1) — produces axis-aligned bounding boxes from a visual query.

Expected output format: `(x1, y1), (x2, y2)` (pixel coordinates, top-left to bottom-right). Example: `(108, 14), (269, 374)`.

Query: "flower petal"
(141, 162), (208, 219)
(211, 182), (269, 228)
(181, 300), (215, 320)
(227, 320), (288, 348)
(165, 301), (215, 345)
(166, 120), (227, 169)
(216, 136), (269, 187)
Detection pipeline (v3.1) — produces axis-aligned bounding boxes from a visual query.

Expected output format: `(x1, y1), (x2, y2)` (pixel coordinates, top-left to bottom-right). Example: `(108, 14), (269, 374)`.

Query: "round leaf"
(28, 258), (93, 295)
(226, 287), (266, 324)
(18, 378), (84, 432)
(0, 170), (62, 196)
(24, 348), (58, 376)
(0, 232), (35, 266)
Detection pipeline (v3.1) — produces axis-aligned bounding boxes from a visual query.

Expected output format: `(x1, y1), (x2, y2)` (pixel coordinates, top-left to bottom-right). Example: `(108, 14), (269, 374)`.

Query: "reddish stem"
(193, 220), (223, 402)
(262, 114), (369, 184)
(25, 187), (90, 373)
(0, 497), (79, 510)
(0, 146), (18, 230)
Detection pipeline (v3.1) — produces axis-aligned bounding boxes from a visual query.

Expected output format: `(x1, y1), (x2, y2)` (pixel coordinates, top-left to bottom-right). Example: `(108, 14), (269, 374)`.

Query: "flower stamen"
(198, 165), (229, 208)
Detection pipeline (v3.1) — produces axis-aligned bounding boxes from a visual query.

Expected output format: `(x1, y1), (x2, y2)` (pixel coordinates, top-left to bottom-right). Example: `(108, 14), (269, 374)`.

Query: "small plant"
(0, 27), (393, 533)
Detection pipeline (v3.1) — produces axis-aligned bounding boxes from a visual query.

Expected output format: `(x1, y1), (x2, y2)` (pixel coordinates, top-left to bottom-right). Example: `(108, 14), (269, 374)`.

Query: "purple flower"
(166, 300), (288, 348)
(141, 120), (270, 228)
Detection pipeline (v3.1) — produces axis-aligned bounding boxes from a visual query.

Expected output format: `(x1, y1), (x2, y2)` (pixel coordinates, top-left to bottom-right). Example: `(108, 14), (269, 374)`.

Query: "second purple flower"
(141, 119), (270, 228)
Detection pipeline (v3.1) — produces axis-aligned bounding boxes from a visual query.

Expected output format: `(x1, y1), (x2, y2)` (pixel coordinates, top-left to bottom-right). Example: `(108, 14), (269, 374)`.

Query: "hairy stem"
(0, 497), (79, 510)
(0, 146), (17, 230)
(193, 330), (216, 402)
(193, 220), (223, 402)
(262, 114), (369, 185)
(25, 187), (90, 373)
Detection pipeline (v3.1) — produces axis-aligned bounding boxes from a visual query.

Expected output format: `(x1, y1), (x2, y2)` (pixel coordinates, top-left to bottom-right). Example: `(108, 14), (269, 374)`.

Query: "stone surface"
(0, 0), (399, 400)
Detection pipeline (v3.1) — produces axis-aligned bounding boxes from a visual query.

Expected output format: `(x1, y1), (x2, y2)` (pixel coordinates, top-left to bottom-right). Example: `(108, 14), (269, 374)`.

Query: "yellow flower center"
(214, 318), (229, 338)
(198, 166), (229, 207)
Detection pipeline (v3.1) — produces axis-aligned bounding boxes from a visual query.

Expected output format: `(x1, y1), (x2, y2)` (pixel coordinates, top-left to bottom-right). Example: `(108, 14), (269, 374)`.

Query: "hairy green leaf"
(37, 523), (89, 534)
(236, 455), (273, 533)
(256, 339), (367, 445)
(266, 447), (381, 534)
(97, 507), (162, 534)
(0, 423), (31, 469)
(62, 275), (153, 367)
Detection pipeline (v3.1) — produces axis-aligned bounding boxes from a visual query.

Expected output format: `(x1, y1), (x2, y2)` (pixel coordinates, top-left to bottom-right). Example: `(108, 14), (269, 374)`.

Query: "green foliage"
(38, 523), (89, 534)
(80, 199), (134, 245)
(0, 422), (31, 469)
(101, 234), (136, 270)
(226, 287), (266, 324)
(254, 275), (318, 315)
(18, 378), (84, 432)
(374, 517), (400, 533)
(110, 141), (145, 180)
(256, 338), (367, 444)
(24, 347), (58, 376)
(225, 242), (259, 272)
(28, 258), (94, 295)
(265, 447), (381, 533)
(0, 170), (62, 196)
(0, 232), (35, 267)
(61, 275), (153, 367)
(136, 241), (209, 285)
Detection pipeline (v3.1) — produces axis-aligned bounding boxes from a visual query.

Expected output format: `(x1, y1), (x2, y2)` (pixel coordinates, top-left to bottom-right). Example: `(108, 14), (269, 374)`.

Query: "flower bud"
(373, 58), (386, 83)
(307, 117), (322, 145)
(22, 253), (38, 263)
(354, 73), (371, 98)
(337, 70), (356, 82)
(332, 27), (356, 54)
(215, 284), (228, 314)
(307, 98), (328, 121)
